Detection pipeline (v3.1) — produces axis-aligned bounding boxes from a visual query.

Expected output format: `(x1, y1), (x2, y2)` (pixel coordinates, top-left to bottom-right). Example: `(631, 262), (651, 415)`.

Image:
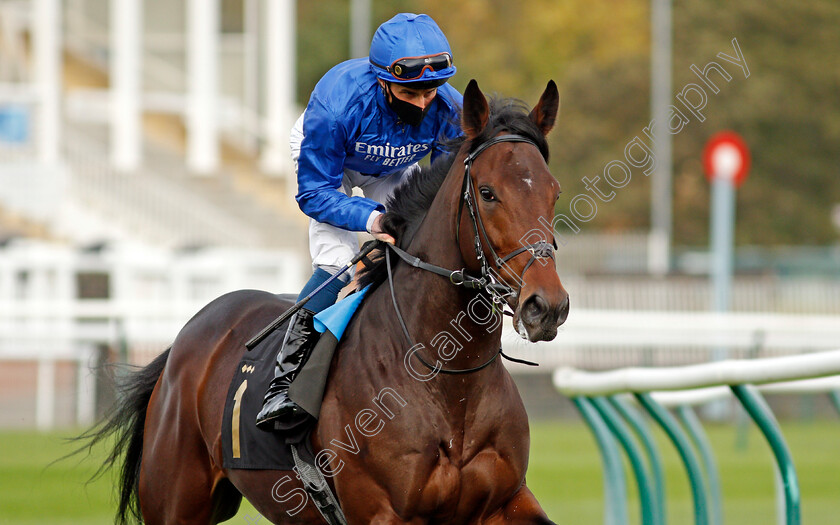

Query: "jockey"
(257, 13), (463, 430)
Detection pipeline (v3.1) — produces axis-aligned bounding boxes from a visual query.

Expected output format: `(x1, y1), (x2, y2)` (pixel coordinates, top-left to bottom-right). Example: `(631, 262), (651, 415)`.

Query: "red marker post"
(703, 132), (750, 419)
(704, 131), (751, 316)
(703, 130), (751, 412)
(703, 131), (751, 189)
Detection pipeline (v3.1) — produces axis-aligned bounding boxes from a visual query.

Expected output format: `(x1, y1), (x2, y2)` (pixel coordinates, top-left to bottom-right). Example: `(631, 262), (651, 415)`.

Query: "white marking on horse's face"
(522, 177), (534, 188)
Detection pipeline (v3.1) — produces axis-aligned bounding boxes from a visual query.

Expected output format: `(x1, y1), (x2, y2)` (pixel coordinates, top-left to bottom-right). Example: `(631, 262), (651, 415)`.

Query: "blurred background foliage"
(297, 0), (840, 247)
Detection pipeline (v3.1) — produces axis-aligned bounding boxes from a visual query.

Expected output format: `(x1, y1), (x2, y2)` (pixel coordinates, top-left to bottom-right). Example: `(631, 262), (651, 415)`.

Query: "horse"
(85, 79), (569, 524)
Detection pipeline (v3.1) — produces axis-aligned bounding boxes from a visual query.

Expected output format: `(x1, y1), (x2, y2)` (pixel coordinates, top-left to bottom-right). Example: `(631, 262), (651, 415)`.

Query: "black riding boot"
(255, 309), (317, 430)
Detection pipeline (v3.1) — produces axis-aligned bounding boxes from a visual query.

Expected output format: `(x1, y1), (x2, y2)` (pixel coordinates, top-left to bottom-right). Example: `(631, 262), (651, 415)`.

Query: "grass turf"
(1, 419), (838, 524)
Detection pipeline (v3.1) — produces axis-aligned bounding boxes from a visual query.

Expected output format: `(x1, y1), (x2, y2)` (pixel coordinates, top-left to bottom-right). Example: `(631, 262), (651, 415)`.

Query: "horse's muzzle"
(515, 292), (569, 342)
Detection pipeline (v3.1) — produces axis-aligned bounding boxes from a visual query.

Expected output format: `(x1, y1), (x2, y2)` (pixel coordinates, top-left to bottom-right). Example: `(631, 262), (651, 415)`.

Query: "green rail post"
(573, 396), (628, 525)
(731, 384), (800, 525)
(676, 405), (723, 525)
(636, 393), (710, 525)
(592, 397), (662, 525)
(828, 390), (840, 417)
(609, 395), (667, 525)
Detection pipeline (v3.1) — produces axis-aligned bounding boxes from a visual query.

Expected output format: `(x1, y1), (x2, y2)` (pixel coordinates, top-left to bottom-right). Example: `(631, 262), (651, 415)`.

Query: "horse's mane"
(356, 96), (549, 291)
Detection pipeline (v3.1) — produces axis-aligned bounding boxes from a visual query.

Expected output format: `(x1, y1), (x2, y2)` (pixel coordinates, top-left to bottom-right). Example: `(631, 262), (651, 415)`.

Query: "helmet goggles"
(371, 52), (453, 82)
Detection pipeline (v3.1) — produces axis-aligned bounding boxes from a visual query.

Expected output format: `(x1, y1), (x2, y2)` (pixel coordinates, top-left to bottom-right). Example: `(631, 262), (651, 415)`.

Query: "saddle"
(221, 300), (313, 470)
(221, 288), (370, 470)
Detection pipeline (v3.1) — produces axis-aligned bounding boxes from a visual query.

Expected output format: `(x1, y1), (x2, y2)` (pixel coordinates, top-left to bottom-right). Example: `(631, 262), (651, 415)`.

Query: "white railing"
(551, 350), (840, 525)
(649, 376), (840, 407)
(552, 349), (840, 397)
(501, 309), (840, 372)
(556, 275), (840, 314)
(0, 239), (305, 429)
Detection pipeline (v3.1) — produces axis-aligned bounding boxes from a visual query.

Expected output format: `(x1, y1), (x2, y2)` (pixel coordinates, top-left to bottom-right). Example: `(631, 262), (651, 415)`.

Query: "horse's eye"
(479, 187), (496, 202)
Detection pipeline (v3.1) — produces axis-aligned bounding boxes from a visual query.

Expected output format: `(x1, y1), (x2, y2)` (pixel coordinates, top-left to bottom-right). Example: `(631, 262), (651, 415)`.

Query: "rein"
(385, 133), (553, 375)
(385, 252), (503, 374)
(385, 250), (538, 374)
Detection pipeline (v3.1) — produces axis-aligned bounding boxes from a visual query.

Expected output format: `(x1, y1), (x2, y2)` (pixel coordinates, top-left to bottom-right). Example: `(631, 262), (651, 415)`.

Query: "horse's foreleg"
(484, 485), (555, 525)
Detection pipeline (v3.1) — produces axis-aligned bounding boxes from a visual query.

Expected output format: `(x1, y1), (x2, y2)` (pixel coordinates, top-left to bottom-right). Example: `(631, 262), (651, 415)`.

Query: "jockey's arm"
(295, 100), (385, 233)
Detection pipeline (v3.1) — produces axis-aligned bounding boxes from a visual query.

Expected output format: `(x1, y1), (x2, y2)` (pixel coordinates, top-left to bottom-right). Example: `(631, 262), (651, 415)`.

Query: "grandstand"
(0, 0), (305, 249)
(0, 0), (309, 427)
(0, 1), (837, 430)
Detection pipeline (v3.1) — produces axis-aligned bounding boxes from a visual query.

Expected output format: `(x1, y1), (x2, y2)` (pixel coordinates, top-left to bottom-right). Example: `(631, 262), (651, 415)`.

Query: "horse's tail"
(74, 347), (171, 525)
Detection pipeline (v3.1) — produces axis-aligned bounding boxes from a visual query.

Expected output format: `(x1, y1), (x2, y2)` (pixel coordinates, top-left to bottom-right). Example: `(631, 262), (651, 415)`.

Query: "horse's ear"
(530, 80), (560, 136)
(461, 79), (489, 139)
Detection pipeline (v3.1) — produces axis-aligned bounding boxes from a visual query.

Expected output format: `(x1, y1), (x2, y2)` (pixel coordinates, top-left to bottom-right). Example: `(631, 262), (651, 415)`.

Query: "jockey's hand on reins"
(370, 214), (396, 244)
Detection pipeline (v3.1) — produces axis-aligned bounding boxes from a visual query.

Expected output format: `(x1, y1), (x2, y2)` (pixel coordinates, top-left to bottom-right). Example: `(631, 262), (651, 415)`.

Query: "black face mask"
(385, 83), (432, 127)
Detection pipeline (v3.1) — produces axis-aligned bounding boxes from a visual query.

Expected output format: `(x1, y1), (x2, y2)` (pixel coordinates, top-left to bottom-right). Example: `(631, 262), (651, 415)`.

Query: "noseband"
(385, 133), (555, 374)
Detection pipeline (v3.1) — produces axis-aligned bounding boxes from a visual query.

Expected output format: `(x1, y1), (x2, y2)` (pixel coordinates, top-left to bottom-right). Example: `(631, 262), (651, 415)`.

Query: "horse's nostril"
(523, 295), (549, 323)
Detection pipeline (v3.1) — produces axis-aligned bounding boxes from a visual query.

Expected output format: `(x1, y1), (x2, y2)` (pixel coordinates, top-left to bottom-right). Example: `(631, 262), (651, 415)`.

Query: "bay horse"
(86, 79), (569, 524)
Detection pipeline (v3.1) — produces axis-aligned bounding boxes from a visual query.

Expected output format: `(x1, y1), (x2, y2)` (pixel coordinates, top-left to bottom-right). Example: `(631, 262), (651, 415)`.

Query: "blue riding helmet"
(369, 13), (456, 85)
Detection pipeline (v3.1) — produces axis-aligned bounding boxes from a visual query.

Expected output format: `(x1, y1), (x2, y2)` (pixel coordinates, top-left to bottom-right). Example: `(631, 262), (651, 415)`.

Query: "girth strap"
(291, 444), (348, 525)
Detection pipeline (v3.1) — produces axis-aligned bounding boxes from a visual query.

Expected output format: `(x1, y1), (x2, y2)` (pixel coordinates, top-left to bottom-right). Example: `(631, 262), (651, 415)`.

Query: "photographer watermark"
(540, 37), (749, 246)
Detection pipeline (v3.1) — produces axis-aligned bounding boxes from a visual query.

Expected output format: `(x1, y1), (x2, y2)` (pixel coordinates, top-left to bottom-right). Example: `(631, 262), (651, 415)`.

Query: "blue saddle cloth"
(313, 285), (371, 340)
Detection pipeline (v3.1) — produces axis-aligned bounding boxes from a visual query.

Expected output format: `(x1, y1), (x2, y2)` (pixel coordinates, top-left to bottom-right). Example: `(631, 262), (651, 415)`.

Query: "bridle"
(386, 133), (556, 375)
(457, 134), (557, 306)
